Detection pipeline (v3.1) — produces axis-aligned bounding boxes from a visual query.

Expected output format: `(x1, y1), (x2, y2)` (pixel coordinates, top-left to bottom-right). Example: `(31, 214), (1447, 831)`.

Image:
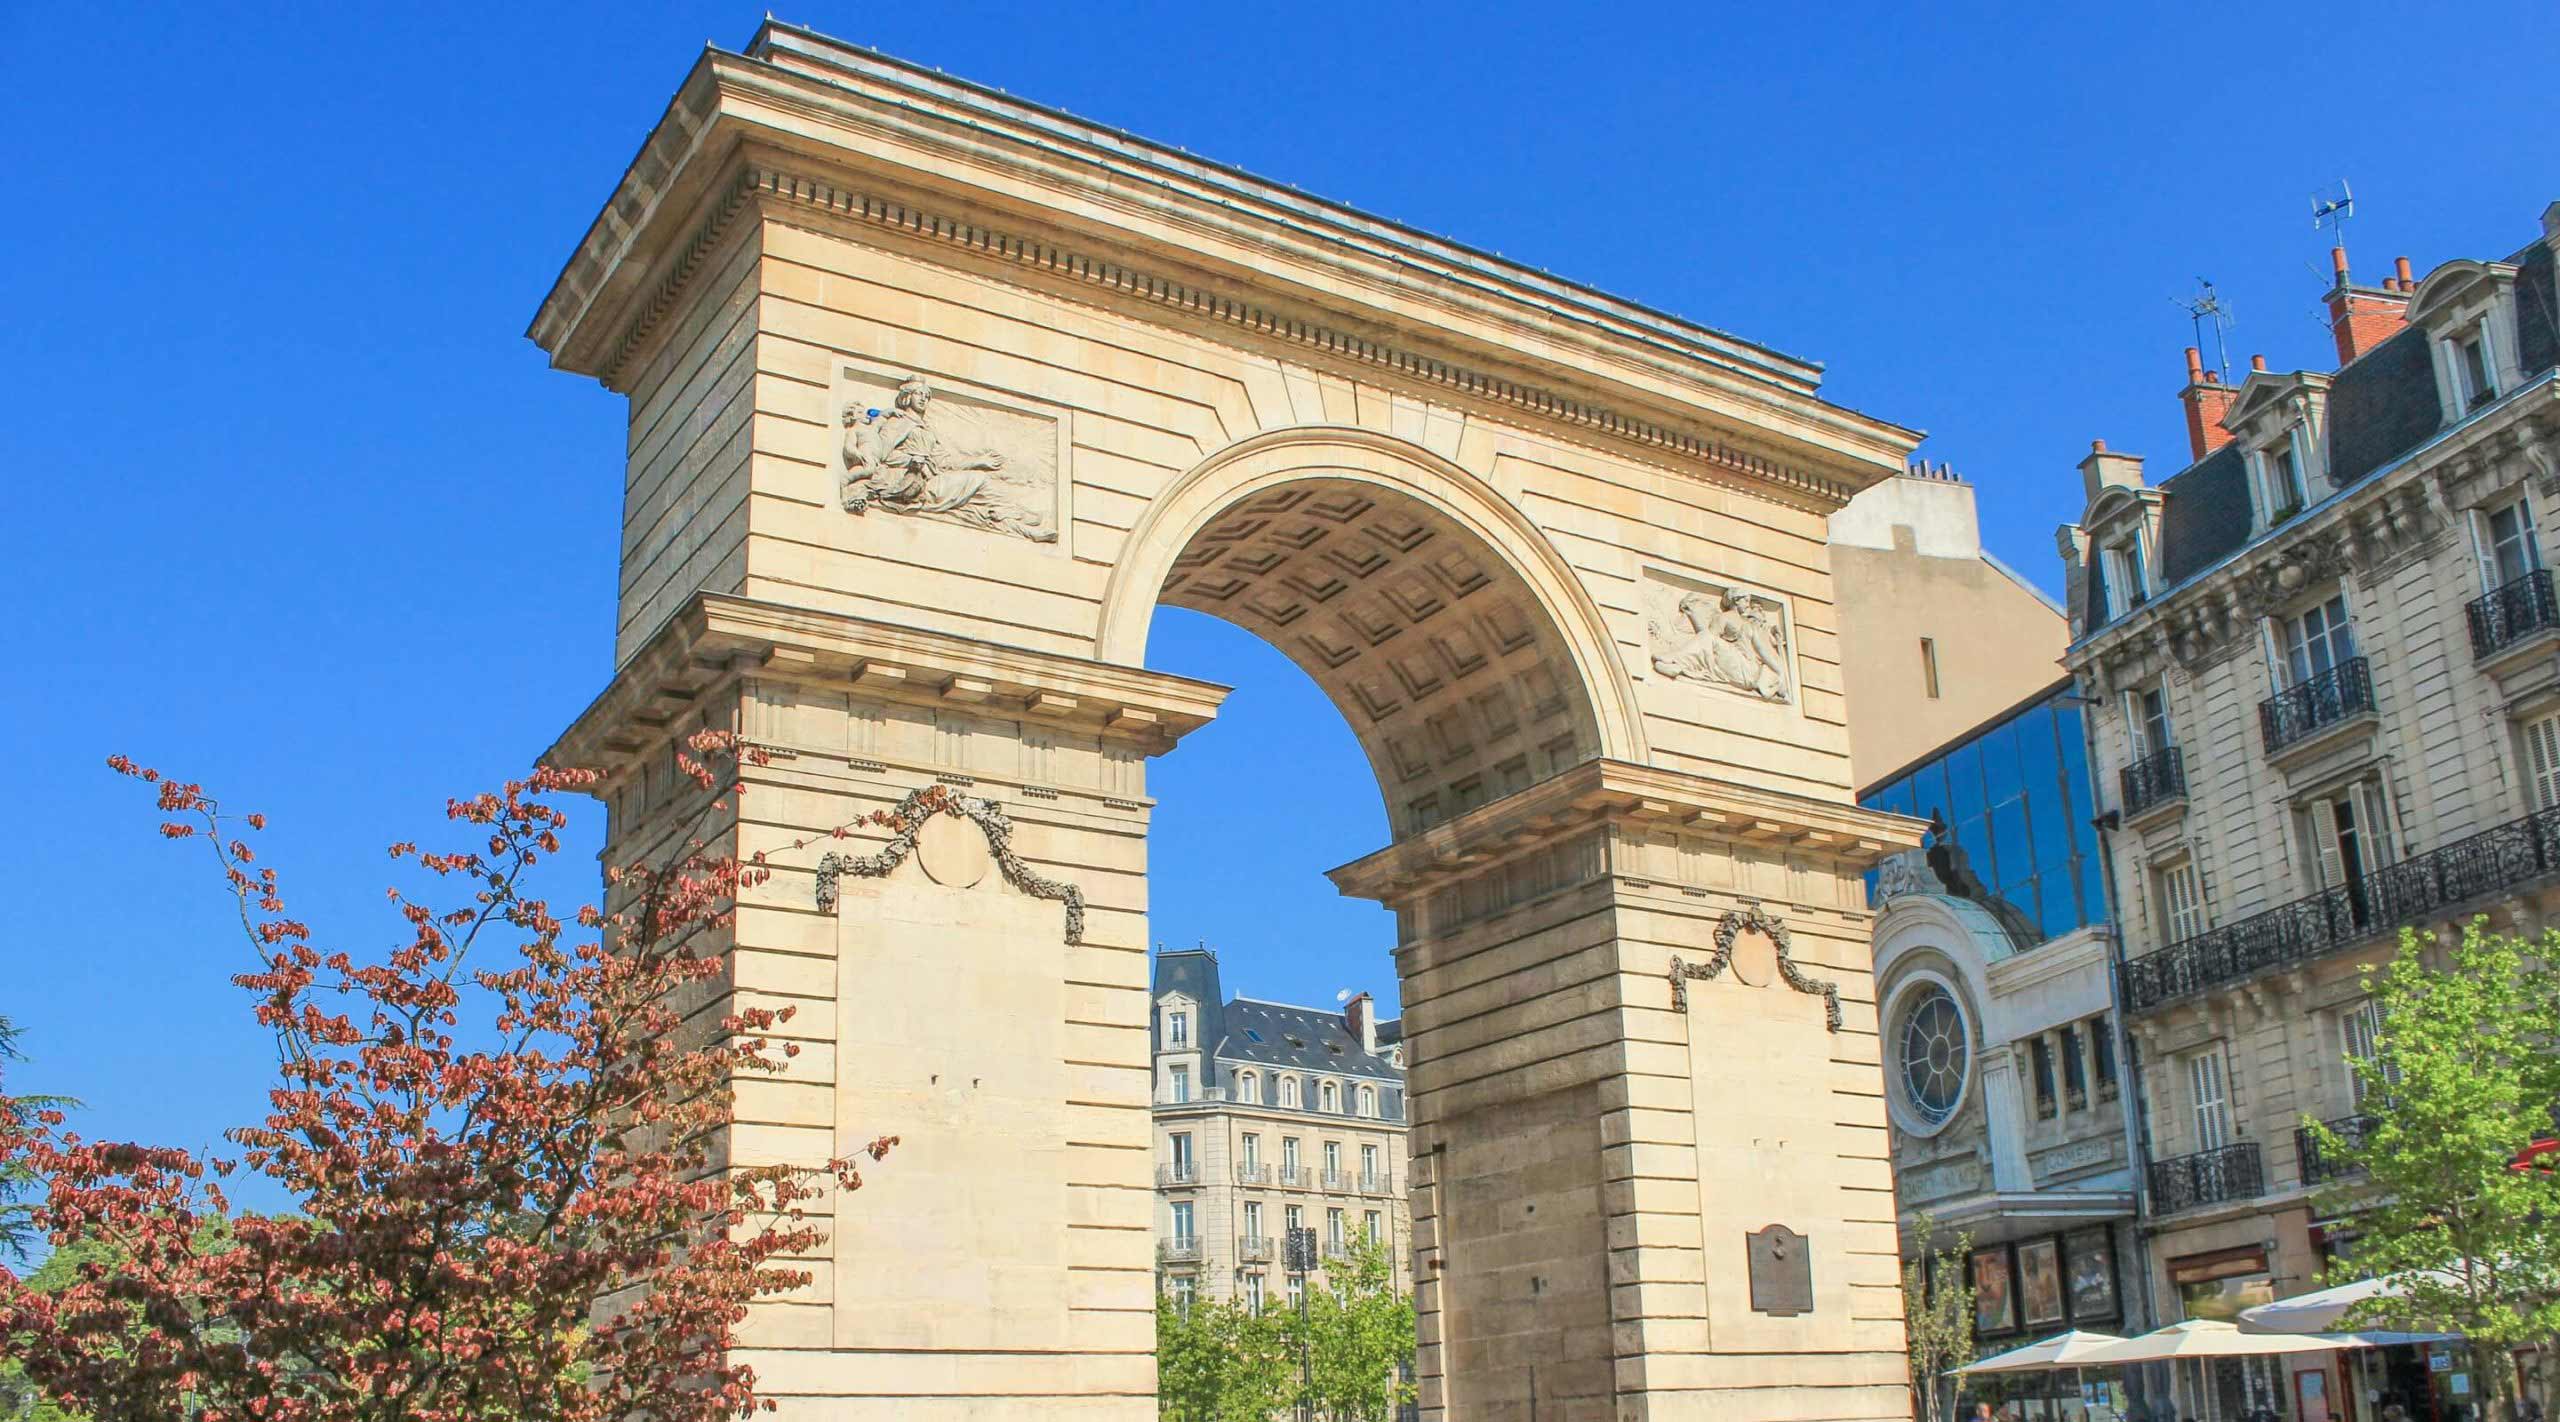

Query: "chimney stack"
(1344, 992), (1378, 1055)
(2323, 245), (2414, 365)
(2079, 438), (2147, 504)
(2179, 346), (2240, 461)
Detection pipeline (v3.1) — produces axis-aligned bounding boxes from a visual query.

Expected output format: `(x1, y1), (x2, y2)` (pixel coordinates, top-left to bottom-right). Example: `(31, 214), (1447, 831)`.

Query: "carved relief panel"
(1641, 570), (1795, 704)
(834, 364), (1070, 547)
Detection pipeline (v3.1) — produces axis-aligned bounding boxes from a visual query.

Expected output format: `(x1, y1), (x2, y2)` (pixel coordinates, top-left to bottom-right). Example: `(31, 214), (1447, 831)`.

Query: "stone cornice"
(1326, 757), (1926, 906)
(527, 33), (1918, 506)
(544, 592), (1230, 780)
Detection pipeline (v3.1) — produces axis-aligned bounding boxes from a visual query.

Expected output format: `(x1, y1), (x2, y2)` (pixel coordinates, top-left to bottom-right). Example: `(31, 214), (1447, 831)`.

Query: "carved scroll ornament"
(814, 785), (1087, 944)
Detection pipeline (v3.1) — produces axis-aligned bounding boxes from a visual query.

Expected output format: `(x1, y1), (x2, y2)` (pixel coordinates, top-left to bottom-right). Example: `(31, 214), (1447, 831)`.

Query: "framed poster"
(1971, 1245), (2017, 1336)
(2064, 1228), (2120, 1322)
(2293, 1366), (2334, 1422)
(2018, 1237), (2065, 1328)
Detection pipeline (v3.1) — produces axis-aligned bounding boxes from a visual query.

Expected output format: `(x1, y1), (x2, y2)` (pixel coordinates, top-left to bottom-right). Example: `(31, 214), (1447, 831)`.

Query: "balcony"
(1159, 1237), (1203, 1264)
(2297, 1114), (2373, 1187)
(2260, 657), (2376, 760)
(1157, 1162), (1200, 1187)
(1359, 1172), (1391, 1195)
(2468, 569), (2560, 669)
(2120, 745), (2188, 822)
(1277, 1166), (1312, 1188)
(2149, 1142), (2265, 1214)
(1235, 1163), (1271, 1186)
(1238, 1235), (1274, 1263)
(1323, 1238), (1350, 1260)
(2123, 802), (2560, 1013)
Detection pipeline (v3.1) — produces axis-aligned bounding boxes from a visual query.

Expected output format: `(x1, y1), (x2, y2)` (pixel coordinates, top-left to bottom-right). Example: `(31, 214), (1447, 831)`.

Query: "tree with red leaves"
(0, 733), (895, 1421)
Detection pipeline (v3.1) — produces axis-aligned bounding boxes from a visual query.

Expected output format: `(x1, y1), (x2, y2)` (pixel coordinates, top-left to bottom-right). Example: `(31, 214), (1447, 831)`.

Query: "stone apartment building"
(1836, 470), (2148, 1384)
(1150, 947), (1412, 1311)
(2059, 203), (2560, 1417)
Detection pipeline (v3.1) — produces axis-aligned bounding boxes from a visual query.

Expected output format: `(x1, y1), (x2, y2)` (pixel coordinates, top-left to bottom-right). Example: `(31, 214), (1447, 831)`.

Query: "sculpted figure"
(841, 377), (1057, 542)
(1650, 588), (1789, 701)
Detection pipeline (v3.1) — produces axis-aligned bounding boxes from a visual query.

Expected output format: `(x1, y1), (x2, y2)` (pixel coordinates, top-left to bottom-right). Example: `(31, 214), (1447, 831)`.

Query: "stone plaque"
(1746, 1224), (1814, 1318)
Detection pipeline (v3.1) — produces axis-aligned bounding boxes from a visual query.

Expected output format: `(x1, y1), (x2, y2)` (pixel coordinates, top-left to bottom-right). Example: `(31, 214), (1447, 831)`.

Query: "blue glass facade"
(1860, 686), (2111, 947)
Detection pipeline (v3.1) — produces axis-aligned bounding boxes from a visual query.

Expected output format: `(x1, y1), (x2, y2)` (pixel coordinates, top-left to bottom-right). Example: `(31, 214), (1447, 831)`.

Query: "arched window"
(1238, 1071), (1260, 1105)
(1357, 1084), (1377, 1118)
(1279, 1076), (1300, 1109)
(1320, 1080), (1340, 1113)
(1891, 983), (1971, 1132)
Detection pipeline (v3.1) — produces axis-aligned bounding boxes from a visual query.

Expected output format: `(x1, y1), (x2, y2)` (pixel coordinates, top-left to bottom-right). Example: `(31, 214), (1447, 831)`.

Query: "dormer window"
(1238, 1071), (1260, 1105)
(2256, 433), (2309, 524)
(1168, 1010), (1189, 1047)
(2452, 326), (2498, 409)
(2100, 534), (2149, 612)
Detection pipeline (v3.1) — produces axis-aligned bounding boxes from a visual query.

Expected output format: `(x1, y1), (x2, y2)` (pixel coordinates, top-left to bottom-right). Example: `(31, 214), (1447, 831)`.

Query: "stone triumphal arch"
(537, 23), (1926, 1422)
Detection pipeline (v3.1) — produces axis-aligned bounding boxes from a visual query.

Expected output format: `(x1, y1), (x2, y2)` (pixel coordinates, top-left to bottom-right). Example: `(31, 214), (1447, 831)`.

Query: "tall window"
(1287, 1276), (1304, 1307)
(2134, 685), (2173, 756)
(2030, 1037), (2058, 1120)
(1240, 1133), (1260, 1171)
(1360, 1143), (1380, 1182)
(2525, 712), (2560, 811)
(1245, 1272), (1265, 1312)
(1170, 1200), (1195, 1243)
(1238, 1071), (1260, 1105)
(1168, 1065), (1190, 1104)
(1281, 1138), (1300, 1172)
(2104, 536), (2150, 609)
(1171, 1273), (1196, 1310)
(1168, 1010), (1189, 1047)
(1285, 1204), (1303, 1234)
(1320, 1080), (1340, 1113)
(2482, 496), (2542, 589)
(1170, 1133), (1193, 1174)
(1357, 1084), (1377, 1118)
(1279, 1076), (1301, 1109)
(2188, 1051), (2231, 1152)
(1243, 1200), (1263, 1239)
(2260, 432), (2310, 519)
(1364, 1210), (1382, 1244)
(2342, 998), (2401, 1104)
(2453, 327), (2498, 408)
(2283, 594), (2356, 686)
(1326, 1208), (1346, 1249)
(1920, 637), (1941, 699)
(1322, 1141), (1341, 1176)
(2091, 1014), (2120, 1101)
(2302, 781), (2391, 904)
(2059, 1025), (2088, 1112)
(2155, 861), (2206, 944)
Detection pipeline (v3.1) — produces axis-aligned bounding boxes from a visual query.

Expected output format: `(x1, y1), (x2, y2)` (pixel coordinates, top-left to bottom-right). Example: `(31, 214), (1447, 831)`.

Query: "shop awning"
(2070, 1319), (2373, 1364)
(1951, 1329), (2129, 1374)
(2236, 1272), (2463, 1335)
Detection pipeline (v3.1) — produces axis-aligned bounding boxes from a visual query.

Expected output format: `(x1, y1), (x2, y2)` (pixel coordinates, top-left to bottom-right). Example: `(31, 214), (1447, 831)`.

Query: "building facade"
(1151, 948), (1413, 1312)
(2059, 203), (2560, 1420)
(1863, 684), (2148, 1392)
(1832, 463), (2076, 788)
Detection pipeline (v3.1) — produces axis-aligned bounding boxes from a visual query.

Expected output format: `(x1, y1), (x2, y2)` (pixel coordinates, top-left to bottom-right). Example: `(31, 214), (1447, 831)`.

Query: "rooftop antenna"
(2176, 279), (2237, 379)
(2312, 179), (2356, 252)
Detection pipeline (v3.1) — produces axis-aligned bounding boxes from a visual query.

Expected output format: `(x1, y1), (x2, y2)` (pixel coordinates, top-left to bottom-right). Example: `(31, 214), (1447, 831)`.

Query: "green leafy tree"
(1156, 1292), (1294, 1421)
(1899, 1212), (1978, 1422)
(1291, 1237), (1416, 1422)
(2308, 921), (2560, 1421)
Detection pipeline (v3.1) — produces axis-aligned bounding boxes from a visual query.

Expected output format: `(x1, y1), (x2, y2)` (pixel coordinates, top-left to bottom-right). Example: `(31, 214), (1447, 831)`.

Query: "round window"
(1895, 986), (1970, 1129)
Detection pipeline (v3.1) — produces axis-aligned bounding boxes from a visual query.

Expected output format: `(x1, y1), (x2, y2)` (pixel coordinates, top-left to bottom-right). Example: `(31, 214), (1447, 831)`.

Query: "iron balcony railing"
(1158, 1237), (1203, 1264)
(1238, 1235), (1274, 1263)
(1359, 1172), (1391, 1195)
(1321, 1170), (1354, 1192)
(2149, 1142), (2265, 1214)
(2297, 1114), (2374, 1187)
(1157, 1162), (1199, 1187)
(1277, 1166), (1312, 1188)
(2122, 802), (2560, 1014)
(2468, 569), (2560, 660)
(1235, 1163), (1271, 1186)
(2260, 657), (2376, 754)
(1323, 1238), (1350, 1259)
(2121, 745), (2188, 817)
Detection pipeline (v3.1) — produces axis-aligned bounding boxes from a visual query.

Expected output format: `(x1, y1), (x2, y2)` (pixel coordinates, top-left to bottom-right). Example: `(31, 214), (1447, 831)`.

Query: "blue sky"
(1, 2), (2552, 1171)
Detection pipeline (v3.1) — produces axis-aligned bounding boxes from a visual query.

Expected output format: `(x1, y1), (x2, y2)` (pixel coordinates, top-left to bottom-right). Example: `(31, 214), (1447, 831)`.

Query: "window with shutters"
(2133, 684), (2174, 756)
(2283, 594), (2357, 686)
(2187, 1050), (2232, 1152)
(2481, 496), (2543, 590)
(2522, 712), (2560, 812)
(2299, 781), (2391, 909)
(2154, 860), (2207, 946)
(2341, 998), (2401, 1104)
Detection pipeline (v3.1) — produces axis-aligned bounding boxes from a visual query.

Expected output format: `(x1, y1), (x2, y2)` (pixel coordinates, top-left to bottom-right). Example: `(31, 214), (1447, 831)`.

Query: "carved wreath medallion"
(814, 786), (1087, 944)
(1668, 901), (1842, 1031)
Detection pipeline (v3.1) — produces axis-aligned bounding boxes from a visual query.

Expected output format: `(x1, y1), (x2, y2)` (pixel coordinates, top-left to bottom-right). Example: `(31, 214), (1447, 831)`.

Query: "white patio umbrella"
(1952, 1329), (2131, 1374)
(2236, 1271), (2462, 1334)
(2071, 1318), (2372, 1364)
